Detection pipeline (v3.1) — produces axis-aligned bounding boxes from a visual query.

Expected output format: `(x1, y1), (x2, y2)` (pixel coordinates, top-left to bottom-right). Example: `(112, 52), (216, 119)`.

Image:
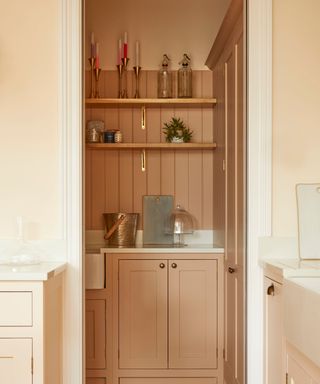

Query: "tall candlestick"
(123, 32), (128, 59)
(135, 40), (140, 67)
(91, 32), (95, 57)
(95, 42), (100, 68)
(118, 39), (122, 65)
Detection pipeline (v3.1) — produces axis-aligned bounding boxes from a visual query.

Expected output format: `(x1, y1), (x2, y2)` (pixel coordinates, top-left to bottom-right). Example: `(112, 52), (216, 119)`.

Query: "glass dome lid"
(170, 205), (194, 234)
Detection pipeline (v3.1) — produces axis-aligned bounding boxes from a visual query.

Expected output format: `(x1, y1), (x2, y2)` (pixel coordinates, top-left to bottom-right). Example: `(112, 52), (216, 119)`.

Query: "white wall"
(85, 0), (231, 70)
(0, 1), (62, 242)
(272, 0), (320, 237)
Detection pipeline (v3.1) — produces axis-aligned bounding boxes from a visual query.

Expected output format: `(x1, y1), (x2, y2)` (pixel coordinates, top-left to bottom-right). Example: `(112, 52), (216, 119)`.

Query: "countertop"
(0, 261), (67, 281)
(86, 243), (224, 254)
(261, 258), (320, 278)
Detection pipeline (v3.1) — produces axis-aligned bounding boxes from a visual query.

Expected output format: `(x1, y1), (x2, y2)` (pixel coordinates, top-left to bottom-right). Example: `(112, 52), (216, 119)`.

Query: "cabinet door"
(169, 259), (218, 368)
(86, 299), (106, 369)
(120, 378), (217, 384)
(119, 260), (167, 368)
(0, 338), (32, 384)
(264, 277), (284, 384)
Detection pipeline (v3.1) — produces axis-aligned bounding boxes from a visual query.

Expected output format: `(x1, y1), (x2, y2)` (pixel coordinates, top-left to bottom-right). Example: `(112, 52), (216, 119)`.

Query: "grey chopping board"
(143, 195), (174, 245)
(297, 183), (320, 259)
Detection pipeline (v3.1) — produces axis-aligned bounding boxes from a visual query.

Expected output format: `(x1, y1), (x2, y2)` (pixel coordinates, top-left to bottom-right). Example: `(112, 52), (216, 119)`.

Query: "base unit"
(0, 338), (32, 384)
(0, 273), (63, 384)
(87, 378), (107, 384)
(119, 378), (217, 384)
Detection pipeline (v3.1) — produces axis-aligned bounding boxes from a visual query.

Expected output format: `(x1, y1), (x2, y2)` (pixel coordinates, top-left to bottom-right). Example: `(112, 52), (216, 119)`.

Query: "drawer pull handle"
(267, 284), (275, 296)
(159, 263), (165, 269)
(171, 263), (177, 269)
(0, 356), (14, 359)
(228, 267), (235, 274)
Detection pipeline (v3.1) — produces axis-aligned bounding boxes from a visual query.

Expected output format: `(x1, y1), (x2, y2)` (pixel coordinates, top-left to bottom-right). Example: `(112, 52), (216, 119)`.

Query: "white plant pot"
(171, 136), (184, 143)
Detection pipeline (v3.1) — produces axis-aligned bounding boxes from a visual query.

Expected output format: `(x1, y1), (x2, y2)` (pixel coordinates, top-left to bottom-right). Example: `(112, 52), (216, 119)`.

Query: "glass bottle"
(178, 54), (192, 98)
(158, 54), (172, 98)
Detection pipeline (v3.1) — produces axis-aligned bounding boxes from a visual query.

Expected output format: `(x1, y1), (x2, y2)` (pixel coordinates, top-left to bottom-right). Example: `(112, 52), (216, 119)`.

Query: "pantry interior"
(84, 0), (245, 383)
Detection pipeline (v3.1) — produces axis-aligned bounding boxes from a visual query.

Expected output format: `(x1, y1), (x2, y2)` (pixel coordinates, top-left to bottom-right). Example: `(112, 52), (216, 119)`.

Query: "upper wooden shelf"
(86, 143), (217, 150)
(85, 98), (217, 107)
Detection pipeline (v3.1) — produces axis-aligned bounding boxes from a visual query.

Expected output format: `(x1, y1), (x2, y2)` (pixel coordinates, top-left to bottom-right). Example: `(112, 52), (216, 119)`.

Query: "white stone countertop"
(261, 258), (320, 278)
(0, 261), (67, 281)
(86, 243), (224, 254)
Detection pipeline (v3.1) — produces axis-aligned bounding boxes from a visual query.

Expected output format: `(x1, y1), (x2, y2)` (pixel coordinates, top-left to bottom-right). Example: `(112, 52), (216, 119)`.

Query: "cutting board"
(143, 195), (174, 245)
(297, 183), (320, 259)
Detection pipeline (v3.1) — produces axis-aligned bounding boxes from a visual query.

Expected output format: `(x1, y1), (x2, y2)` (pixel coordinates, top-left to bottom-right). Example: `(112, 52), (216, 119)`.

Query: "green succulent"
(163, 117), (193, 143)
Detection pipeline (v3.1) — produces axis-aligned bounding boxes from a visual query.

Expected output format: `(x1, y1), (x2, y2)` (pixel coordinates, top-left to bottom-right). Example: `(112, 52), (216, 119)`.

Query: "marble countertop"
(0, 261), (67, 281)
(86, 243), (224, 254)
(261, 258), (320, 278)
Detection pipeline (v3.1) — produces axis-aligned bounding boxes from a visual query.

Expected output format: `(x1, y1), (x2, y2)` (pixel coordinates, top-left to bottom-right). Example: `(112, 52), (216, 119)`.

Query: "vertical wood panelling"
(133, 150), (147, 228)
(188, 151), (203, 229)
(202, 71), (214, 229)
(160, 108), (175, 197)
(85, 70), (216, 230)
(85, 148), (92, 229)
(104, 151), (119, 212)
(91, 151), (105, 229)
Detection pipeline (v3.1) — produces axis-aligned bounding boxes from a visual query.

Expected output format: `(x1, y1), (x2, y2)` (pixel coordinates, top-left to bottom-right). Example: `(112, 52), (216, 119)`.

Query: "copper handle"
(228, 267), (235, 274)
(267, 284), (275, 296)
(104, 215), (125, 240)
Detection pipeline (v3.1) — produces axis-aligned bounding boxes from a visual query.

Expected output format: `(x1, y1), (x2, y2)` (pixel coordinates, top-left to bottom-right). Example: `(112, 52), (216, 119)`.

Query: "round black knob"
(267, 284), (275, 296)
(159, 263), (165, 269)
(228, 267), (235, 274)
(171, 263), (177, 269)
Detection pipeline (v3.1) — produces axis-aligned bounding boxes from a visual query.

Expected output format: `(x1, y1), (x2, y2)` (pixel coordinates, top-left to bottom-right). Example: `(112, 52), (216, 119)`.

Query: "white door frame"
(60, 0), (272, 383)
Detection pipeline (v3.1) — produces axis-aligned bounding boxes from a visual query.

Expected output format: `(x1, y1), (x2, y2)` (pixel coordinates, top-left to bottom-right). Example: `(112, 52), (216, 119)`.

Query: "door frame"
(60, 0), (272, 383)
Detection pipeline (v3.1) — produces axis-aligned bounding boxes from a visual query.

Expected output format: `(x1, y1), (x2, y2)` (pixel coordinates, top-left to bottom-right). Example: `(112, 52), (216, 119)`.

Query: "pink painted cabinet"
(118, 258), (218, 370)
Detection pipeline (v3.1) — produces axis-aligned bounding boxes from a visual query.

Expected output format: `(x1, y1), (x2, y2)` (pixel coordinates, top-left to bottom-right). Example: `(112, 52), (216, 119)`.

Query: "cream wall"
(272, 0), (320, 237)
(85, 0), (231, 70)
(0, 0), (61, 240)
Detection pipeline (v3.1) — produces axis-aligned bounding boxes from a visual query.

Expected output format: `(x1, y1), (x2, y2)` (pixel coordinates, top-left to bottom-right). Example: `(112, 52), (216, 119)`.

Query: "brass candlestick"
(121, 57), (129, 98)
(88, 57), (96, 98)
(133, 66), (142, 98)
(117, 64), (124, 98)
(94, 68), (102, 98)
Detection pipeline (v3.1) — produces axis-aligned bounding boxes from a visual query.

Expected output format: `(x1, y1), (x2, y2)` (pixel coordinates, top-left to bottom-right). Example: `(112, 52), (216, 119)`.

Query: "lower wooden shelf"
(86, 142), (217, 150)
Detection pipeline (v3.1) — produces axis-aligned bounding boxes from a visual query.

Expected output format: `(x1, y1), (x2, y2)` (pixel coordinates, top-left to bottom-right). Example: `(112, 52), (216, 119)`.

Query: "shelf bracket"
(141, 149), (146, 172)
(141, 105), (146, 130)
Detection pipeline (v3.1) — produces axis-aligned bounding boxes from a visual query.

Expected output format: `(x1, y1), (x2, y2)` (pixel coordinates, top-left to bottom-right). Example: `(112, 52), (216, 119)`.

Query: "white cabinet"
(264, 276), (284, 384)
(0, 338), (32, 384)
(286, 342), (320, 384)
(0, 274), (63, 384)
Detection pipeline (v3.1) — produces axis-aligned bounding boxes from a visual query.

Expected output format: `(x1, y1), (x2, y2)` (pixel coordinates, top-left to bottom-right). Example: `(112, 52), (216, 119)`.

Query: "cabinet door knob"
(159, 263), (165, 269)
(228, 267), (235, 274)
(267, 284), (275, 296)
(171, 263), (177, 269)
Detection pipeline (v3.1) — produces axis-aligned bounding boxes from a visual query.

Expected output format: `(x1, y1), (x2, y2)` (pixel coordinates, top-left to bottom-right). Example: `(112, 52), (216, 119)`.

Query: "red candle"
(123, 32), (128, 59)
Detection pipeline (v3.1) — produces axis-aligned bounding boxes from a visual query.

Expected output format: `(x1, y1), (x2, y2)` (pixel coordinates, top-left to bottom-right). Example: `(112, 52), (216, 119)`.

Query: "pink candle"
(118, 39), (122, 65)
(123, 32), (128, 59)
(91, 32), (95, 57)
(95, 42), (100, 68)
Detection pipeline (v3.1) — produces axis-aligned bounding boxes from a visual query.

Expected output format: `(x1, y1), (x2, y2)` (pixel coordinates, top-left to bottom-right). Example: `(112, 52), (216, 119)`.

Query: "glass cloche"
(168, 205), (194, 246)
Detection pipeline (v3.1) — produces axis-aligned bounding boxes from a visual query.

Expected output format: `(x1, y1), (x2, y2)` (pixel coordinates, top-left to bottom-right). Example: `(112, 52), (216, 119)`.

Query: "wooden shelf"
(85, 98), (216, 107)
(86, 142), (217, 150)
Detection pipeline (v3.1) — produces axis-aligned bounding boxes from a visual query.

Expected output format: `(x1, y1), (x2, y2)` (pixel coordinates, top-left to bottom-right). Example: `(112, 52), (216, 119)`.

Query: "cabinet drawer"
(0, 292), (32, 326)
(0, 338), (32, 383)
(120, 379), (217, 384)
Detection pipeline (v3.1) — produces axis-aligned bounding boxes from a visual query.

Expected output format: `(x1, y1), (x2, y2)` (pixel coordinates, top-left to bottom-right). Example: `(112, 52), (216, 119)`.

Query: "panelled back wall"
(85, 71), (216, 230)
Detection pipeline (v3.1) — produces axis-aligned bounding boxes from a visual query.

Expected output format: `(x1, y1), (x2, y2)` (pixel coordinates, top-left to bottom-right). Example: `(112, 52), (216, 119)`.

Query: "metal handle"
(267, 284), (275, 296)
(228, 267), (235, 274)
(171, 263), (177, 269)
(159, 263), (165, 269)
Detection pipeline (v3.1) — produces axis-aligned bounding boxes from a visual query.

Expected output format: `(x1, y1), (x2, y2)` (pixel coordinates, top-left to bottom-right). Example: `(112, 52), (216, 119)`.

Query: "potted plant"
(163, 117), (193, 143)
